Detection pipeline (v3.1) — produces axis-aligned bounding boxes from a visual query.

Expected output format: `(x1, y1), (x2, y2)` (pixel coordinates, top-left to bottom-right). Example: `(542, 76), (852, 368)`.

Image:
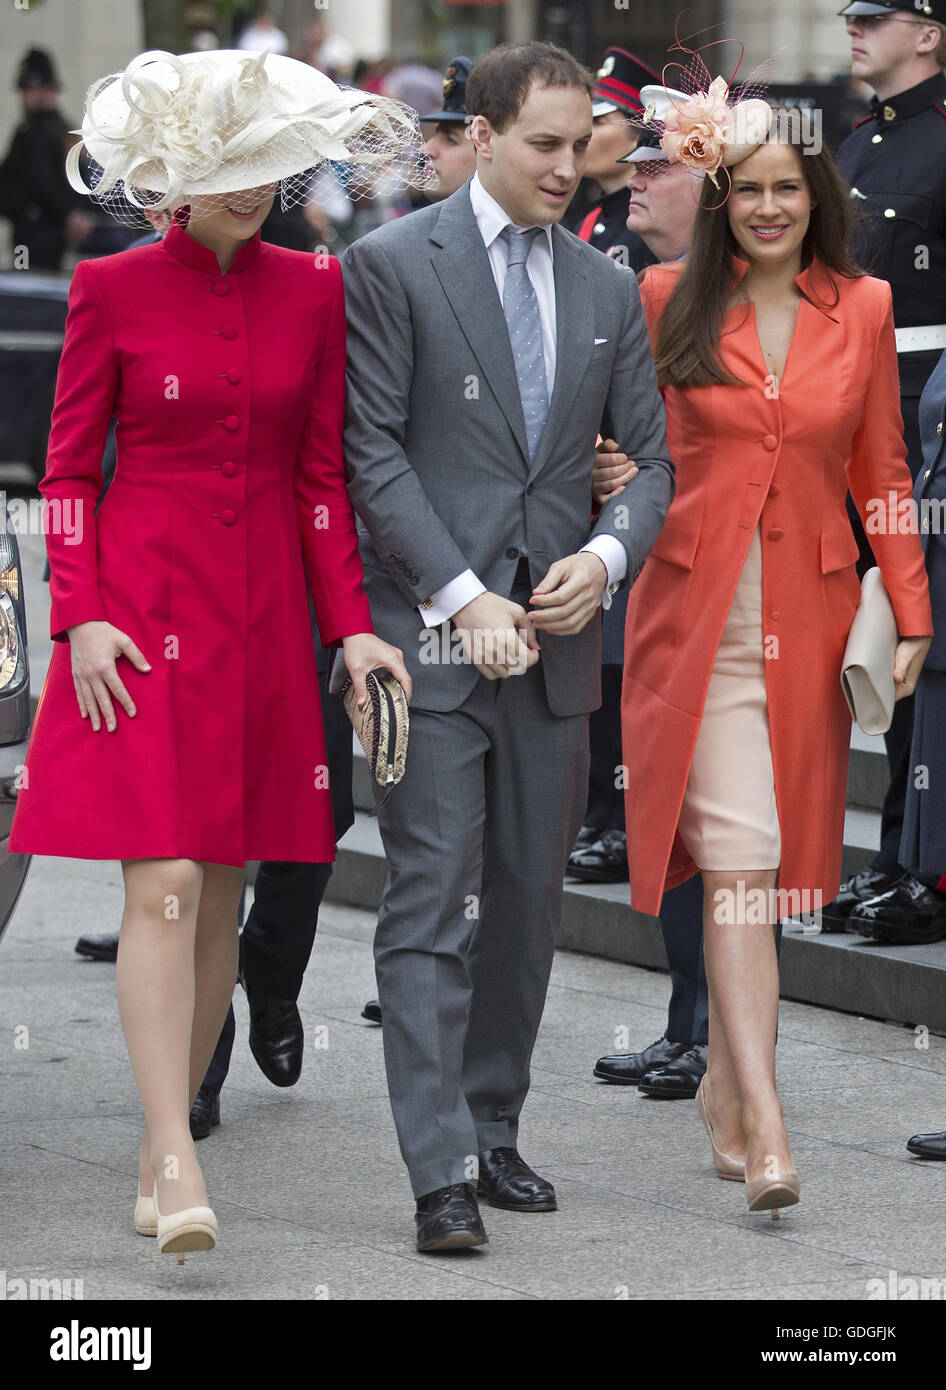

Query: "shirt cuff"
(580, 536), (627, 611)
(418, 569), (486, 627)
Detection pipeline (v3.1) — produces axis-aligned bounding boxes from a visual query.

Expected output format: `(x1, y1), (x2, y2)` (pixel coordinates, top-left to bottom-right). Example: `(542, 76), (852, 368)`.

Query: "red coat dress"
(10, 224), (372, 865)
(622, 255), (933, 917)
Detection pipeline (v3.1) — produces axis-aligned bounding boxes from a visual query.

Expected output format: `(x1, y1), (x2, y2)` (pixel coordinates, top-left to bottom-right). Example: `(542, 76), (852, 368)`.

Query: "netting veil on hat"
(628, 22), (775, 203)
(66, 48), (436, 224)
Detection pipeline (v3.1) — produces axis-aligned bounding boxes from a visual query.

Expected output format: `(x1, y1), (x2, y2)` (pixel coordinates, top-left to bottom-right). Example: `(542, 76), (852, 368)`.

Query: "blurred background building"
(0, 0), (864, 269)
(0, 0), (860, 133)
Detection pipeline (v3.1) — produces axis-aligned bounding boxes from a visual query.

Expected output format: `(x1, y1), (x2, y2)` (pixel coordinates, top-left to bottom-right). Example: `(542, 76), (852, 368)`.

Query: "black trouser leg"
(585, 665), (625, 832)
(240, 860), (334, 1000)
(659, 875), (708, 1046)
(198, 861), (333, 1093)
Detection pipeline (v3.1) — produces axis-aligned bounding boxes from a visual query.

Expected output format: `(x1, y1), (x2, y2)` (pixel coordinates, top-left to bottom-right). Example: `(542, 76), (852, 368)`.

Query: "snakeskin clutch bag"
(336, 667), (409, 787)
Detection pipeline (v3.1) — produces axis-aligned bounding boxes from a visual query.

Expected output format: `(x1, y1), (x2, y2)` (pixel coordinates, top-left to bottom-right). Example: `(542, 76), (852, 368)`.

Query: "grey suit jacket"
(340, 180), (673, 715)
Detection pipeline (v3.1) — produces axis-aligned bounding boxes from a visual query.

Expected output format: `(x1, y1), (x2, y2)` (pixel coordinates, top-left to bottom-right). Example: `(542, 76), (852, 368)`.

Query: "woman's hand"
(341, 633), (412, 708)
(592, 437), (638, 507)
(893, 635), (931, 701)
(67, 620), (151, 732)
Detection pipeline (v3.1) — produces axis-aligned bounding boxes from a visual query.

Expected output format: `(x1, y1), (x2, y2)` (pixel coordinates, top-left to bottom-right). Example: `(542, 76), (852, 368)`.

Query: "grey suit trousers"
(371, 583), (589, 1198)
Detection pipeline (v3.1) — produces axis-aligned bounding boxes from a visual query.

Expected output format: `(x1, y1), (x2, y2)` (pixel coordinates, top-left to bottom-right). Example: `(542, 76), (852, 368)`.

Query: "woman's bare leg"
(703, 971), (746, 1158)
(121, 859), (244, 1216)
(119, 858), (205, 1215)
(701, 868), (794, 1183)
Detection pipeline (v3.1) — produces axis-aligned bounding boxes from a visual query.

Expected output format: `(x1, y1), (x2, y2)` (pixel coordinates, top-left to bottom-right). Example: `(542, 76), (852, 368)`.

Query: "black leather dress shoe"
(907, 1130), (946, 1159)
(361, 999), (382, 1024)
(848, 874), (946, 944)
(74, 931), (119, 962)
(593, 1035), (688, 1085)
(241, 975), (304, 1087)
(415, 1183), (488, 1252)
(476, 1147), (556, 1211)
(639, 1043), (708, 1099)
(189, 1083), (220, 1141)
(820, 868), (902, 933)
(566, 828), (629, 884)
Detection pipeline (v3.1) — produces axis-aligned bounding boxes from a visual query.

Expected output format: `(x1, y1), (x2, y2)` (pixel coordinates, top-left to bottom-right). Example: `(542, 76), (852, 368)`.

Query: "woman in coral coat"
(9, 49), (427, 1258)
(601, 125), (932, 1214)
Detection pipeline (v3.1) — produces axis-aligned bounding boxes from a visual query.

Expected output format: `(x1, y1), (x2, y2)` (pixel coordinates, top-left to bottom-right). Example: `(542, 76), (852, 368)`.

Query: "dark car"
(0, 268), (67, 482)
(0, 505), (31, 943)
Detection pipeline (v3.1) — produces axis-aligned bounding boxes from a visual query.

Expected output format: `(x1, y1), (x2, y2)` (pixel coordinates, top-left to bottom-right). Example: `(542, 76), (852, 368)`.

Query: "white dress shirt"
(418, 172), (627, 627)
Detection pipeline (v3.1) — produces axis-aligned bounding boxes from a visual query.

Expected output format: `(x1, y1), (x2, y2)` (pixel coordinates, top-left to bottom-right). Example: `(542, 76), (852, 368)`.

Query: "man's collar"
(869, 71), (946, 127)
(469, 171), (555, 257)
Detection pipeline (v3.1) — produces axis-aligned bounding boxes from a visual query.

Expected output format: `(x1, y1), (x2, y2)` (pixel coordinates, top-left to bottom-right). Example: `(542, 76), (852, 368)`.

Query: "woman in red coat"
(601, 103), (932, 1213)
(9, 49), (429, 1258)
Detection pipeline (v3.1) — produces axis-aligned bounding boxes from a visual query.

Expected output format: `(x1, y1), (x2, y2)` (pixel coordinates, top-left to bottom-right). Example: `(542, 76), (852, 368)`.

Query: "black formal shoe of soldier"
(639, 1043), (707, 1099)
(847, 874), (946, 945)
(906, 1130), (946, 1160)
(819, 867), (901, 933)
(476, 1148), (557, 1212)
(415, 1183), (488, 1252)
(189, 1083), (221, 1141)
(566, 828), (629, 884)
(240, 970), (304, 1087)
(74, 931), (119, 962)
(361, 999), (382, 1023)
(593, 1035), (689, 1084)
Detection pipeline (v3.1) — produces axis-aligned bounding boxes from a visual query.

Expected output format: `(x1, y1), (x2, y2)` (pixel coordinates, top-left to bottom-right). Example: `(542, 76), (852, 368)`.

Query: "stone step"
(329, 810), (946, 1034)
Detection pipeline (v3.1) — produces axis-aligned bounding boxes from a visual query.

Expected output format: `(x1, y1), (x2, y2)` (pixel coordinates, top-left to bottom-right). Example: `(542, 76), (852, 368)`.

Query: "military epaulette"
(851, 114), (872, 130)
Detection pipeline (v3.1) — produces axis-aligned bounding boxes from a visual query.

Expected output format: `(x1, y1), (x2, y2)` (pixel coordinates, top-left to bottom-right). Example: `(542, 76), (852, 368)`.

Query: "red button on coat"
(220, 509), (236, 526)
(767, 528), (784, 540)
(762, 434), (778, 451)
(226, 367), (241, 384)
(220, 324), (237, 340)
(768, 483), (781, 497)
(224, 414), (239, 431)
(221, 460), (237, 477)
(213, 280), (230, 296)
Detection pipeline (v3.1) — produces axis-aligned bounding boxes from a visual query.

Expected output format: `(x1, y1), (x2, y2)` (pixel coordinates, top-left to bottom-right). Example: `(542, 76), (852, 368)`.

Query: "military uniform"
(575, 186), (656, 271)
(572, 46), (659, 273)
(901, 352), (946, 883)
(837, 70), (946, 418)
(828, 1), (946, 927)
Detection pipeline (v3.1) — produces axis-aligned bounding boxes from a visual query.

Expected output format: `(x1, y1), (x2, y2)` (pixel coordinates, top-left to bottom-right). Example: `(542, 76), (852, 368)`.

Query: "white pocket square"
(594, 337), (608, 345)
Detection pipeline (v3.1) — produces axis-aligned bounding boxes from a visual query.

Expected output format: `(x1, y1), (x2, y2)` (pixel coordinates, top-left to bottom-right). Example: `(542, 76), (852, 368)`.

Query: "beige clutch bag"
(329, 663), (409, 787)
(840, 567), (898, 736)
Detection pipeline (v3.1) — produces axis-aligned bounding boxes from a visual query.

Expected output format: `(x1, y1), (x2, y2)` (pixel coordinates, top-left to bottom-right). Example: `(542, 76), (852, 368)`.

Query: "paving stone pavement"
(2, 854), (946, 1302)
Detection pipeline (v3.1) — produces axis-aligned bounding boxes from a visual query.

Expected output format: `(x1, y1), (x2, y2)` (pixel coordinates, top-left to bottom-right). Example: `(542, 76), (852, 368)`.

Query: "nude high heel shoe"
(695, 1076), (746, 1181)
(153, 1187), (218, 1264)
(746, 1164), (800, 1218)
(134, 1184), (157, 1238)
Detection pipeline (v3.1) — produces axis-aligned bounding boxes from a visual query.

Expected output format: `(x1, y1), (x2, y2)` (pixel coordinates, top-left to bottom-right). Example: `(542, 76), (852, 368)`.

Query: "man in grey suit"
(341, 41), (673, 1252)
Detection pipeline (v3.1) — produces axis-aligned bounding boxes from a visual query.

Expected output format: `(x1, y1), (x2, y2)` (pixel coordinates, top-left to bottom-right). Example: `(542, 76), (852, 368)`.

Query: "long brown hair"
(652, 122), (865, 388)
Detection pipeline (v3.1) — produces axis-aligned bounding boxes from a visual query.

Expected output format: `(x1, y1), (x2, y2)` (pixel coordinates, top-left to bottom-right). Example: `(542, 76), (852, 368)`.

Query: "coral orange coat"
(622, 256), (933, 917)
(10, 225), (372, 865)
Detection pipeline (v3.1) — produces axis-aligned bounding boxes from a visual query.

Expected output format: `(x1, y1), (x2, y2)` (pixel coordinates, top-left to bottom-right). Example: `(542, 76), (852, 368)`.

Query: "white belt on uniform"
(895, 325), (946, 353)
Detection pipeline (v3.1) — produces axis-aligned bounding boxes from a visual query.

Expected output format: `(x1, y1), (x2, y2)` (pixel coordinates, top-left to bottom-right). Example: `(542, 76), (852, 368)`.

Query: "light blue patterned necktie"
(499, 224), (549, 459)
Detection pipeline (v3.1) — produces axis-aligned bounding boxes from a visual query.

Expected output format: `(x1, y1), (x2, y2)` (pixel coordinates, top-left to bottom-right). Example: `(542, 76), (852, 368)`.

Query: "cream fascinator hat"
(620, 25), (774, 200)
(66, 48), (436, 222)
